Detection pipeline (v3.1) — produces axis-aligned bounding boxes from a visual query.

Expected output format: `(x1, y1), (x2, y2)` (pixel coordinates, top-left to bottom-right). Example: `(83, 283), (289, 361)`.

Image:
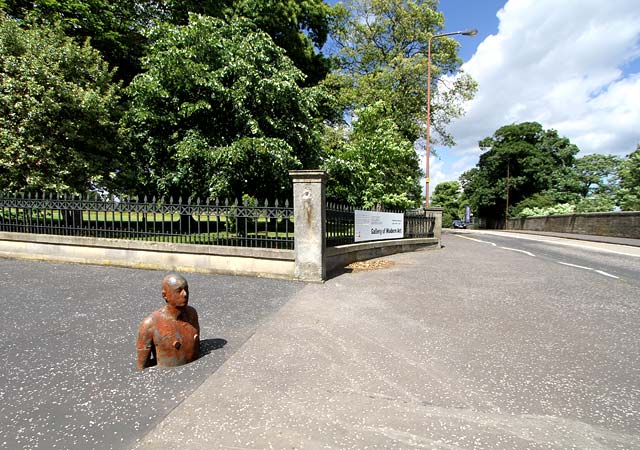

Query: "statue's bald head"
(162, 273), (188, 289)
(162, 273), (189, 308)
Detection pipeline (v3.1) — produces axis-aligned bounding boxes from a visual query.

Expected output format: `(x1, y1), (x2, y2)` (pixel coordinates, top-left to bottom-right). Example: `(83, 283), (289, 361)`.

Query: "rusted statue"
(136, 273), (200, 370)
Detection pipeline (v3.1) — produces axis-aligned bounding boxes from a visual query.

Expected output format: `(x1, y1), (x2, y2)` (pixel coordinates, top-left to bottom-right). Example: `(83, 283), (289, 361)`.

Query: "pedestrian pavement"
(135, 233), (640, 450)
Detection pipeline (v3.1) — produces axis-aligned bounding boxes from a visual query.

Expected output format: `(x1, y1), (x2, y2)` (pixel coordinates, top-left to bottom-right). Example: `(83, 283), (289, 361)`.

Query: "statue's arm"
(187, 306), (200, 334)
(193, 308), (200, 334)
(136, 317), (154, 370)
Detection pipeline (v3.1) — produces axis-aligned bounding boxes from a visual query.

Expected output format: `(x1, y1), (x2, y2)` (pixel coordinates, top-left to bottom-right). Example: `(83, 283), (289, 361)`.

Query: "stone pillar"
(290, 170), (326, 282)
(425, 207), (443, 242)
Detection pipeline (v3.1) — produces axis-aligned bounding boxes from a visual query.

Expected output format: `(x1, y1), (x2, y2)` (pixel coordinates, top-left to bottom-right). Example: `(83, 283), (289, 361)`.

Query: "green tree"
(5, 0), (333, 86)
(4, 0), (154, 84)
(0, 14), (122, 193)
(123, 14), (325, 199)
(328, 0), (477, 144)
(618, 145), (640, 210)
(323, 101), (422, 209)
(430, 181), (463, 227)
(461, 122), (580, 225)
(165, 0), (332, 86)
(573, 153), (621, 198)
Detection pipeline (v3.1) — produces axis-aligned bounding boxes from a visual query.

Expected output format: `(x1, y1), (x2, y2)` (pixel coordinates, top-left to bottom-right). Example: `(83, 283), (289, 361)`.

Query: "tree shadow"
(200, 338), (227, 356)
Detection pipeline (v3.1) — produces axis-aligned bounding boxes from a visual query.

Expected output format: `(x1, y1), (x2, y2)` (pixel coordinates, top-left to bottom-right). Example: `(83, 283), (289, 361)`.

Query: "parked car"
(452, 219), (466, 229)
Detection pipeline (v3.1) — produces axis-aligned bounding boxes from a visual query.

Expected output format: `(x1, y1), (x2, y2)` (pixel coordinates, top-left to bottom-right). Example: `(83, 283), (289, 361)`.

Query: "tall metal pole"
(425, 29), (478, 208)
(425, 35), (433, 208)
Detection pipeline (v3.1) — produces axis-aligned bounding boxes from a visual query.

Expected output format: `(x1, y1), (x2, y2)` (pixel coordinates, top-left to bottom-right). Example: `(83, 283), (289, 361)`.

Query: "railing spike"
(143, 195), (148, 203)
(275, 198), (279, 207)
(284, 199), (289, 208)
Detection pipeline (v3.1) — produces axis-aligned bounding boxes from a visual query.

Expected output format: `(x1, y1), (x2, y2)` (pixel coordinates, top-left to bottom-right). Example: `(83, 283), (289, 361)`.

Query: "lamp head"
(461, 29), (478, 37)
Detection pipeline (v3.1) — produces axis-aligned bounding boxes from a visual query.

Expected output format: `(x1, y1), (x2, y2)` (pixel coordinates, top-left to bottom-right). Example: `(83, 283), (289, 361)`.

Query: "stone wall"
(506, 211), (640, 239)
(0, 171), (443, 281)
(0, 232), (295, 278)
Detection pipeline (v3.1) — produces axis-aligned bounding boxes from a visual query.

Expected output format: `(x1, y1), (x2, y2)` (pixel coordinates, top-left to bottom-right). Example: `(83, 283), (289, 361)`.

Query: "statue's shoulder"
(140, 308), (162, 327)
(184, 305), (198, 319)
(137, 311), (156, 337)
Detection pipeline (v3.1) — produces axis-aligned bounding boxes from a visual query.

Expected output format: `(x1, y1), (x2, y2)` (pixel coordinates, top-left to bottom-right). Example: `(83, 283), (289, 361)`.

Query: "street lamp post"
(425, 28), (477, 207)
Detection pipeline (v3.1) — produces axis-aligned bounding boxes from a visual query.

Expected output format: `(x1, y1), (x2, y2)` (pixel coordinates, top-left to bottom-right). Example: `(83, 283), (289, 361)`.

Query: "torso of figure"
(137, 306), (200, 368)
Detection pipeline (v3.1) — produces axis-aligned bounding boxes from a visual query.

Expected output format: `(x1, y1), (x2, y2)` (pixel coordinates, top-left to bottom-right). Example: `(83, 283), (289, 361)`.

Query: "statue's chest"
(154, 318), (197, 351)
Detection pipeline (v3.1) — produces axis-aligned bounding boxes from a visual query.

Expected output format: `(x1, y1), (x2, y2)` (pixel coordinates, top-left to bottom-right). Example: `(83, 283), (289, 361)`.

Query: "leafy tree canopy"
(461, 122), (580, 223)
(328, 0), (477, 144)
(123, 14), (326, 199)
(573, 153), (622, 198)
(166, 0), (333, 86)
(323, 101), (422, 209)
(4, 0), (155, 84)
(618, 144), (640, 210)
(431, 180), (463, 226)
(0, 14), (122, 193)
(5, 0), (333, 86)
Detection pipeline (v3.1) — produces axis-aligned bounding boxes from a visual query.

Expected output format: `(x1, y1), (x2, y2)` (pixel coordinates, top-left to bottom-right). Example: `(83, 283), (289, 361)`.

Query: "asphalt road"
(0, 260), (303, 450)
(2, 232), (640, 449)
(455, 230), (640, 285)
(135, 232), (640, 449)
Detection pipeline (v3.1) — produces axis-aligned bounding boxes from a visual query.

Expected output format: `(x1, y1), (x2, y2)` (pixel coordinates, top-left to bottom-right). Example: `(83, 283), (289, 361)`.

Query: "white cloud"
(436, 0), (640, 191)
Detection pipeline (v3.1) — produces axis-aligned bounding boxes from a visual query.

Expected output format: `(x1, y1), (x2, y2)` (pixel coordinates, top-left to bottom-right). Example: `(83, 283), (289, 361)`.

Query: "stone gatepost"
(289, 170), (327, 282)
(426, 207), (443, 241)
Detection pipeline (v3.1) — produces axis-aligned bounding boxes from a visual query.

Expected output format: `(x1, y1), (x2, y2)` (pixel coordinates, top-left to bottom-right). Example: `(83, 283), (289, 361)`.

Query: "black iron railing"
(0, 193), (294, 249)
(404, 209), (436, 239)
(326, 202), (356, 247)
(325, 203), (435, 247)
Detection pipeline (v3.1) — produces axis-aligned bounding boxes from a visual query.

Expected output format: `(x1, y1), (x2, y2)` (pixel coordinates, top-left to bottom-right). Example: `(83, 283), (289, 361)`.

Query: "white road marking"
(456, 234), (621, 279)
(557, 262), (620, 279)
(557, 262), (592, 270)
(467, 230), (640, 258)
(499, 247), (536, 257)
(594, 270), (620, 279)
(456, 236), (496, 246)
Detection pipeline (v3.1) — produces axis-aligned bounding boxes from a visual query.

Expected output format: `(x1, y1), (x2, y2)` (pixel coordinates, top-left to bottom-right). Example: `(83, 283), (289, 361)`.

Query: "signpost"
(354, 210), (404, 242)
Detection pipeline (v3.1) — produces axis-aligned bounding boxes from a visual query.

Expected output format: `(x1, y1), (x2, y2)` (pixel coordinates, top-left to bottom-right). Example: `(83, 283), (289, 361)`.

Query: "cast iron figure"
(136, 273), (200, 370)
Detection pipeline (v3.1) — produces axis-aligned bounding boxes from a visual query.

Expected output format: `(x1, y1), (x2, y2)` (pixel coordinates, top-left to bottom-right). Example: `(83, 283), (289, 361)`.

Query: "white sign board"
(354, 210), (404, 242)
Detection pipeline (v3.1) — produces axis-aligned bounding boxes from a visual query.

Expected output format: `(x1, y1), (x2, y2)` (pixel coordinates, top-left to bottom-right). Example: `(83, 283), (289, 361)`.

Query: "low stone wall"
(0, 171), (443, 281)
(326, 238), (440, 275)
(0, 232), (441, 281)
(506, 211), (640, 239)
(0, 232), (295, 279)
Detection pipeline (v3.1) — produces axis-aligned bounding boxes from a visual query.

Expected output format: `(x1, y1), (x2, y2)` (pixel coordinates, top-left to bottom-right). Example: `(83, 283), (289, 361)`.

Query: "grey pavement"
(136, 234), (640, 449)
(0, 260), (303, 450)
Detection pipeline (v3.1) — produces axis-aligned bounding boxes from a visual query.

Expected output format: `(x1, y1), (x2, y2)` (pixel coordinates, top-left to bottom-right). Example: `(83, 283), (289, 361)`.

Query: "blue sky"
(323, 0), (640, 197)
